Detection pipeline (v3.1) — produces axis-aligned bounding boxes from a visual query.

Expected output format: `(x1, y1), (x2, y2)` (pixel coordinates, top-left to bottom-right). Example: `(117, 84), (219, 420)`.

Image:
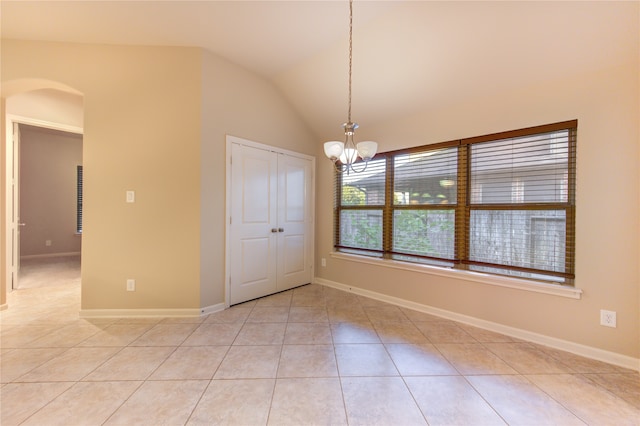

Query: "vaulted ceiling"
(2, 1), (638, 140)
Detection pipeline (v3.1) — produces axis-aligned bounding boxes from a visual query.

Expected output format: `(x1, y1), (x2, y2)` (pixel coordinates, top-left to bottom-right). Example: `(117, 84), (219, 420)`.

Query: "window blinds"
(333, 120), (577, 283)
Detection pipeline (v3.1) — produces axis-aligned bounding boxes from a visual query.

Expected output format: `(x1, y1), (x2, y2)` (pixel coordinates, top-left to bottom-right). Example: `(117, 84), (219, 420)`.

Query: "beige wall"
(19, 125), (82, 257)
(2, 14), (637, 364)
(8, 89), (84, 129)
(2, 39), (317, 312)
(315, 61), (640, 360)
(1, 98), (6, 307)
(2, 40), (202, 310)
(199, 51), (317, 308)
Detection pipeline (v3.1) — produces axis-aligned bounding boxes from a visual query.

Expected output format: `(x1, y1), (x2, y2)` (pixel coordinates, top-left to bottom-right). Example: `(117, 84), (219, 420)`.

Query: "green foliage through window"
(334, 120), (577, 284)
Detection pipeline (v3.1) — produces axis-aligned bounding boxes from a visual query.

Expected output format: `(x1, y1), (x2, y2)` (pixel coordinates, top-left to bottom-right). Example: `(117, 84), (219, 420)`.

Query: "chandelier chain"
(347, 0), (353, 124)
(323, 0), (377, 174)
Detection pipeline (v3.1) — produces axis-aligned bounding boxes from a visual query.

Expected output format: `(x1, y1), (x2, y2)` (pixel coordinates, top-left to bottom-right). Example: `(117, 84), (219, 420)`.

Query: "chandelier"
(323, 0), (378, 174)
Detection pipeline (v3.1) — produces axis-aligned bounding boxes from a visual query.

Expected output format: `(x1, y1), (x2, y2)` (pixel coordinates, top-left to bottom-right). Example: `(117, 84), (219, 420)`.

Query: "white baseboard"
(79, 307), (203, 318)
(79, 302), (226, 319)
(315, 277), (640, 372)
(21, 252), (81, 260)
(199, 303), (226, 316)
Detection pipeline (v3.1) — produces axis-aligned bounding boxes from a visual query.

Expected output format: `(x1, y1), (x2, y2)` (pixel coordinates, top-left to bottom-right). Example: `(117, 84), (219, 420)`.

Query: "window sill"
(329, 251), (582, 300)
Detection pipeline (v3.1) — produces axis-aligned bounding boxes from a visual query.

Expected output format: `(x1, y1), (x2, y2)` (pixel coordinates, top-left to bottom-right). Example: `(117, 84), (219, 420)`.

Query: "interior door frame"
(225, 134), (315, 308)
(4, 114), (83, 290)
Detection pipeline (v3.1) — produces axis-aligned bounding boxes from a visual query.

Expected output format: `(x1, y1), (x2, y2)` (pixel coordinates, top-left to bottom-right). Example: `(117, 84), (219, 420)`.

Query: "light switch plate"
(126, 190), (135, 203)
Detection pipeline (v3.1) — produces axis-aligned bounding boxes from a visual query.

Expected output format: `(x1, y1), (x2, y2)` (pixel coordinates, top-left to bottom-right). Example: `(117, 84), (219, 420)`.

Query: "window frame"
(76, 165), (83, 234)
(333, 120), (577, 285)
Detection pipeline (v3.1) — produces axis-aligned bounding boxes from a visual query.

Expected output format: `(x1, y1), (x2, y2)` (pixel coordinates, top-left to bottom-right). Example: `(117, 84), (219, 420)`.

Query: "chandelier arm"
(348, 159), (369, 174)
(331, 159), (347, 174)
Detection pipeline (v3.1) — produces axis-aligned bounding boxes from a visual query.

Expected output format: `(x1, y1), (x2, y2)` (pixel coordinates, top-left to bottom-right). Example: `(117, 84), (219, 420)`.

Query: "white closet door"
(276, 153), (313, 291)
(229, 141), (314, 305)
(229, 143), (278, 305)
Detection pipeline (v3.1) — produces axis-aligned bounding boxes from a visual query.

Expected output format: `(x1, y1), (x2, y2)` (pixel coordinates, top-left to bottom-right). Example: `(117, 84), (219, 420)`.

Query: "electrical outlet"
(321, 258), (326, 267)
(45, 240), (52, 246)
(126, 279), (136, 292)
(600, 310), (616, 328)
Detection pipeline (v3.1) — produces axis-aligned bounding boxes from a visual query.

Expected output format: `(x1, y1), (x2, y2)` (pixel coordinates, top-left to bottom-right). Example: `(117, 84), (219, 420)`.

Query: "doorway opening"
(3, 84), (84, 306)
(16, 124), (83, 291)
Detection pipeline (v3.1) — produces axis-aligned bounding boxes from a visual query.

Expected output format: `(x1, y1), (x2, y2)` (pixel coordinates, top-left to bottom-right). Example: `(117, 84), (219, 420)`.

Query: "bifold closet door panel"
(229, 143), (278, 305)
(276, 153), (313, 292)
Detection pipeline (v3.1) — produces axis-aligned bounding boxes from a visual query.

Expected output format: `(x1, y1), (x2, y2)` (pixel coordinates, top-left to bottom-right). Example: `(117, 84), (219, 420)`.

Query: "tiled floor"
(1, 258), (639, 425)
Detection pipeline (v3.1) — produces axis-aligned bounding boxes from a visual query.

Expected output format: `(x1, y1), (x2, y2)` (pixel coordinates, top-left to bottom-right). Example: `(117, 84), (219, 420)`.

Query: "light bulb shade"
(324, 141), (344, 161)
(356, 141), (378, 161)
(340, 148), (358, 165)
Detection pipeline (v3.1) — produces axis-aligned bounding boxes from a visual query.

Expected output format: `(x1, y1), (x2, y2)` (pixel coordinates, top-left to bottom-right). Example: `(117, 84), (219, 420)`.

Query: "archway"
(2, 78), (84, 309)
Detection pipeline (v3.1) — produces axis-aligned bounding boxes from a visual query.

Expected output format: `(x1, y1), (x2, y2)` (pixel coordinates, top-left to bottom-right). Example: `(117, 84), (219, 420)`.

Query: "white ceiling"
(2, 1), (638, 140)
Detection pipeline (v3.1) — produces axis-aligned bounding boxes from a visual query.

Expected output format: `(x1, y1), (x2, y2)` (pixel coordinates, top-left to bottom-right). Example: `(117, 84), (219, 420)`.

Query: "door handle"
(278, 228), (284, 233)
(271, 228), (278, 233)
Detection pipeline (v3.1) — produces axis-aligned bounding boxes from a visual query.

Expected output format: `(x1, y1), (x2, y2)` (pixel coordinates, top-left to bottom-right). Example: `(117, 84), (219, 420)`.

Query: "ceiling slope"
(2, 1), (638, 139)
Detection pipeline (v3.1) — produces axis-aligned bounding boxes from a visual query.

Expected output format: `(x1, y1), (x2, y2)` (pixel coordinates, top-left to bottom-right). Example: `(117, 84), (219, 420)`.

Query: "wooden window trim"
(334, 120), (577, 284)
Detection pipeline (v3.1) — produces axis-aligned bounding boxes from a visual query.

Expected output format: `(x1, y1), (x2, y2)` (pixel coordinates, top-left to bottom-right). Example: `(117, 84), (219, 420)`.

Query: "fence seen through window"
(334, 120), (577, 284)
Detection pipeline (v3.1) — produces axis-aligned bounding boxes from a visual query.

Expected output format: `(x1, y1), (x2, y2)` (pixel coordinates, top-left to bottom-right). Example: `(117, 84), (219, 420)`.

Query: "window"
(76, 165), (83, 234)
(338, 158), (386, 251)
(334, 120), (577, 284)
